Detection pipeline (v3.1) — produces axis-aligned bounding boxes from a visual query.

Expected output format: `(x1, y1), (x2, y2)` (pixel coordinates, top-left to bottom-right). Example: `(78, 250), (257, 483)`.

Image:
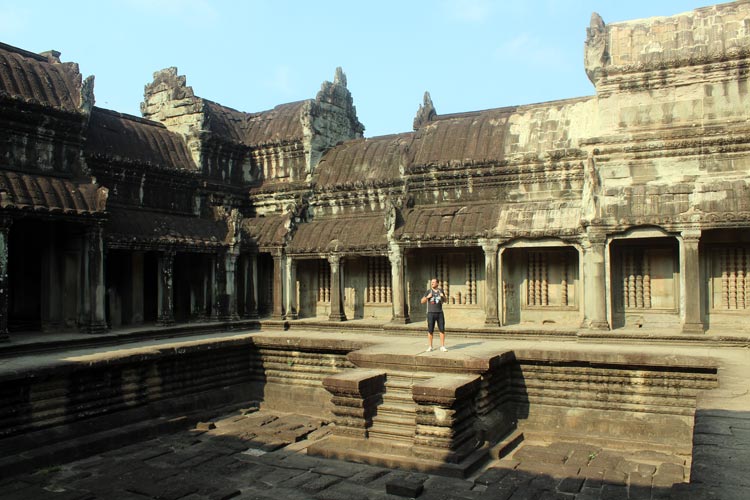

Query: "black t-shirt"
(425, 288), (445, 313)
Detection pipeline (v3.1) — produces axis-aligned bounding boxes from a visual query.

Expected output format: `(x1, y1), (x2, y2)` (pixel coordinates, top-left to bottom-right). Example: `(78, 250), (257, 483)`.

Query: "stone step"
(371, 410), (416, 427)
(377, 401), (417, 416)
(368, 426), (415, 444)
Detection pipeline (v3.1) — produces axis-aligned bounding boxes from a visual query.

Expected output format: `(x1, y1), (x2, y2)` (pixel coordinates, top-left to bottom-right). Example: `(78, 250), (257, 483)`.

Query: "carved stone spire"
(413, 91), (437, 130)
(333, 66), (347, 87)
(584, 12), (609, 85)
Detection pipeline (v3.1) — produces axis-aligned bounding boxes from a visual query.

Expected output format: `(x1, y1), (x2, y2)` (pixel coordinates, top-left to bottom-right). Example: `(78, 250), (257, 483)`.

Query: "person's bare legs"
(427, 332), (434, 350)
(439, 332), (445, 347)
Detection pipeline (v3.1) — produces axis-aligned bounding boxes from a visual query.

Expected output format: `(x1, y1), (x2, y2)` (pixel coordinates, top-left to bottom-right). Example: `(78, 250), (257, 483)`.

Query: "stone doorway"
(8, 219), (82, 333)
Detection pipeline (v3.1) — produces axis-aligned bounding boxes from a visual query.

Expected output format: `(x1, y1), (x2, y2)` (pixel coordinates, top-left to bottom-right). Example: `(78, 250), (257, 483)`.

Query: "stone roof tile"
(288, 214), (388, 254)
(314, 134), (412, 188)
(105, 209), (227, 248)
(241, 214), (291, 250)
(85, 107), (197, 170)
(409, 108), (516, 167)
(0, 42), (82, 112)
(0, 171), (104, 215)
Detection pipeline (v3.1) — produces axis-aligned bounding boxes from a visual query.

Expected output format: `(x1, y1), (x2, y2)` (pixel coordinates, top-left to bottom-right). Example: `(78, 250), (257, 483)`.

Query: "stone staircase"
(367, 371), (430, 449)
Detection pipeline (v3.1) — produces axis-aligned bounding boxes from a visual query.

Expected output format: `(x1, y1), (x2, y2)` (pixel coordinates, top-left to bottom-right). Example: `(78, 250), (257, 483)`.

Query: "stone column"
(328, 254), (346, 321)
(203, 255), (214, 320)
(240, 253), (258, 319)
(388, 244), (410, 323)
(214, 250), (239, 321)
(0, 219), (11, 341)
(285, 256), (298, 320)
(131, 252), (144, 325)
(680, 230), (704, 333)
(41, 226), (62, 332)
(581, 233), (609, 330)
(271, 252), (285, 319)
(157, 250), (175, 325)
(242, 253), (259, 319)
(81, 225), (107, 334)
(482, 241), (499, 326)
(498, 247), (506, 326)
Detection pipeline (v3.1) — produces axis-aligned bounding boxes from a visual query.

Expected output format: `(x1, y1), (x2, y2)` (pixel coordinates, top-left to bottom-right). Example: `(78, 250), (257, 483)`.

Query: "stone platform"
(0, 321), (748, 498)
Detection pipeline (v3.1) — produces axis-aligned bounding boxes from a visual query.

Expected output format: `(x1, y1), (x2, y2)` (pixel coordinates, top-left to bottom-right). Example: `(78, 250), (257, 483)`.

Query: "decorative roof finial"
(334, 67), (347, 87)
(413, 91), (437, 130)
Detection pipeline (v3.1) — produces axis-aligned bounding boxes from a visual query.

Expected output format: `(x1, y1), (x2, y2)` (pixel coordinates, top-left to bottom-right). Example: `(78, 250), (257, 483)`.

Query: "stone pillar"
(214, 250), (239, 321)
(328, 254), (346, 321)
(242, 253), (259, 319)
(388, 244), (410, 323)
(41, 226), (62, 332)
(498, 247), (506, 326)
(271, 252), (285, 319)
(157, 250), (175, 325)
(680, 230), (704, 333)
(81, 225), (107, 334)
(482, 241), (499, 326)
(581, 233), (609, 330)
(202, 255), (214, 319)
(285, 256), (298, 320)
(131, 252), (144, 325)
(240, 253), (258, 319)
(0, 219), (10, 341)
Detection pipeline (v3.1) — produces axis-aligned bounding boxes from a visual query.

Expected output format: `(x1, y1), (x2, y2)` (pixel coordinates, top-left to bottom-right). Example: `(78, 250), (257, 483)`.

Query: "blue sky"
(1, 0), (712, 137)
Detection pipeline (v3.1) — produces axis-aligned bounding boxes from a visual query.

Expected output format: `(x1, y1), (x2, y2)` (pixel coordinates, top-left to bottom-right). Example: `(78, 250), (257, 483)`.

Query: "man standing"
(421, 278), (447, 352)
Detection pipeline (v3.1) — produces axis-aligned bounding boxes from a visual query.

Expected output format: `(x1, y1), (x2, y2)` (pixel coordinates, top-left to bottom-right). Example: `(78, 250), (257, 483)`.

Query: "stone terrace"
(0, 323), (748, 498)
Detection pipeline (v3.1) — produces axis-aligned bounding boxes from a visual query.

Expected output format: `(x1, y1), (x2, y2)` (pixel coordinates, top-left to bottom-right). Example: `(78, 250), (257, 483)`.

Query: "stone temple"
(1, 2), (749, 498)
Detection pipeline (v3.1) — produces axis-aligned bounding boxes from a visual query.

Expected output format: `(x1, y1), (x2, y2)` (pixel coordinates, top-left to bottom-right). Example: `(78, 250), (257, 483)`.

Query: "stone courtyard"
(3, 2), (750, 499)
(2, 402), (744, 500)
(1, 325), (748, 500)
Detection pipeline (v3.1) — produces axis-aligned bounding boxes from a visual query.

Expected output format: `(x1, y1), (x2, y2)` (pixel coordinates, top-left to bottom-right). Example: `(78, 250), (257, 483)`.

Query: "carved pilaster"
(412, 375), (482, 463)
(481, 241), (499, 326)
(328, 254), (346, 321)
(157, 250), (175, 326)
(0, 218), (11, 341)
(580, 233), (609, 330)
(322, 370), (385, 438)
(388, 244), (410, 324)
(680, 230), (704, 333)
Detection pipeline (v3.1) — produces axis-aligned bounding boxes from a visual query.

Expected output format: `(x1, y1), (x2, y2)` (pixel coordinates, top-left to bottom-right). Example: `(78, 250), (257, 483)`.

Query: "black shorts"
(427, 312), (445, 334)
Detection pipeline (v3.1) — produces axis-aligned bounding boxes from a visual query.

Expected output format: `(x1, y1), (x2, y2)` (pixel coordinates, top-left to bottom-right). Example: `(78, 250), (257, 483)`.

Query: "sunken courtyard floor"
(0, 406), (741, 500)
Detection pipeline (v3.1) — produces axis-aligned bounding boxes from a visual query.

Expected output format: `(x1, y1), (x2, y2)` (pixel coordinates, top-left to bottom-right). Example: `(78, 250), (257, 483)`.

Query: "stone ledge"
(307, 435), (489, 478)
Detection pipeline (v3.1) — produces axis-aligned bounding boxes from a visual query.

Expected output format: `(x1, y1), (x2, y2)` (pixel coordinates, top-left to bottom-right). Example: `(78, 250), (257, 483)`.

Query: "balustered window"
(366, 257), (392, 303)
(621, 248), (651, 309)
(614, 243), (676, 311)
(429, 252), (481, 305)
(524, 249), (575, 308)
(710, 246), (750, 310)
(317, 260), (331, 303)
(434, 254), (450, 302)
